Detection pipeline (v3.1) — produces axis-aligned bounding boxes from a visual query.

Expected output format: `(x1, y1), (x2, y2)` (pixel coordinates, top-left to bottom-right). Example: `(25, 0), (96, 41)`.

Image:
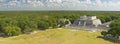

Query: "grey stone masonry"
(73, 15), (102, 27)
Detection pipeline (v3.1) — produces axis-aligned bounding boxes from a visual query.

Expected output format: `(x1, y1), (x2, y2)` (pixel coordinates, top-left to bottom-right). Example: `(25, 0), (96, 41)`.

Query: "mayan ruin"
(73, 15), (102, 27)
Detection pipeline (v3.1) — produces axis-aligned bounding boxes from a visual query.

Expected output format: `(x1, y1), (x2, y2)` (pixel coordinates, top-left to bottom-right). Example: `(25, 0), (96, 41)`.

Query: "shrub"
(2, 25), (22, 36)
(101, 31), (107, 36)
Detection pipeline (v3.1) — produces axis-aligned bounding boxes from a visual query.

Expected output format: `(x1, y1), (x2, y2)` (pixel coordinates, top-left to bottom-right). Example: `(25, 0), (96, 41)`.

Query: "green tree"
(2, 25), (22, 36)
(37, 21), (49, 30)
(108, 26), (120, 37)
(101, 31), (107, 37)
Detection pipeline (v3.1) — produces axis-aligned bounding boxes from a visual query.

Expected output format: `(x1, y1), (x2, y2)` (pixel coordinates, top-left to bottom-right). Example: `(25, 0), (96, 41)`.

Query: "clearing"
(0, 28), (115, 44)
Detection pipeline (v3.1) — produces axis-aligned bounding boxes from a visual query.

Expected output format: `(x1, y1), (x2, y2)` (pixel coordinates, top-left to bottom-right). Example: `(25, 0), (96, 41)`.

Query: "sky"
(0, 0), (120, 11)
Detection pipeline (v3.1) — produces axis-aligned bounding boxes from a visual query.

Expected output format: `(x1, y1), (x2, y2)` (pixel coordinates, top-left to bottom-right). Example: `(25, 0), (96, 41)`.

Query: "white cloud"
(0, 0), (120, 10)
(0, 0), (4, 2)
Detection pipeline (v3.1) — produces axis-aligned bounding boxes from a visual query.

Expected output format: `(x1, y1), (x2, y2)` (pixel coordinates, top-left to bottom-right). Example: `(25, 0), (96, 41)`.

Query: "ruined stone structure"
(58, 18), (71, 27)
(73, 15), (102, 27)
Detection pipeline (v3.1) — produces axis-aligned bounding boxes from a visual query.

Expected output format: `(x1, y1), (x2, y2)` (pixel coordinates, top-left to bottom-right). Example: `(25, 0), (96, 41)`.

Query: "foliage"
(0, 11), (119, 37)
(2, 25), (21, 36)
(101, 31), (107, 36)
(101, 19), (120, 38)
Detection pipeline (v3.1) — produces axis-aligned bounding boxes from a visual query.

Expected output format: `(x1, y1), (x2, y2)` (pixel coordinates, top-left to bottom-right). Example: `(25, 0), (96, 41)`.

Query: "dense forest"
(0, 11), (120, 37)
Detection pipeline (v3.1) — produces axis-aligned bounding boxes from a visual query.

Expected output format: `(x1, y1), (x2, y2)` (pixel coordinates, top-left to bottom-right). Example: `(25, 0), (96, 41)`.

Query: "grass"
(0, 28), (115, 44)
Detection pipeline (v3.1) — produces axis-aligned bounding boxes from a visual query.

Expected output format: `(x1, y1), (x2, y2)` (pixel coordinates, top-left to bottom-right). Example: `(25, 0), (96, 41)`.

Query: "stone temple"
(73, 15), (102, 27)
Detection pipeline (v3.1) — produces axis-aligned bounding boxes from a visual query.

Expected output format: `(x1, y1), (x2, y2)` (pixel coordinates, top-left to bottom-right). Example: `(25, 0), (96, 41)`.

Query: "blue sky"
(0, 0), (120, 11)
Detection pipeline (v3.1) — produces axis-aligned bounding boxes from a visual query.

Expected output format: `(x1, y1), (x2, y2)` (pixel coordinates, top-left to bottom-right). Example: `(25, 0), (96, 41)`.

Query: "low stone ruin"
(58, 18), (71, 27)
